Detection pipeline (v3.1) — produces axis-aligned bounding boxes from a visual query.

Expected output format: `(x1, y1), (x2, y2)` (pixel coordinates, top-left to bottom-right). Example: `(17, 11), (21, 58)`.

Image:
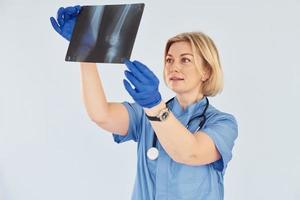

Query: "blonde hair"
(164, 32), (224, 96)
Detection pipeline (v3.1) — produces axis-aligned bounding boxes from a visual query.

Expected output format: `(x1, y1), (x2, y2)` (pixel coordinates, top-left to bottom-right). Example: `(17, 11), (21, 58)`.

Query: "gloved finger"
(74, 5), (81, 12)
(57, 7), (65, 26)
(50, 17), (62, 35)
(74, 5), (81, 16)
(123, 79), (138, 97)
(64, 6), (78, 14)
(64, 7), (73, 21)
(64, 5), (81, 18)
(124, 59), (148, 83)
(64, 12), (71, 21)
(124, 70), (143, 91)
(133, 60), (159, 83)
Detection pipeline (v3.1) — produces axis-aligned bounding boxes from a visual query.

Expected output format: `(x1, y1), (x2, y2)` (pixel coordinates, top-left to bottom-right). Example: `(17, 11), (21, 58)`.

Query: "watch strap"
(145, 107), (170, 121)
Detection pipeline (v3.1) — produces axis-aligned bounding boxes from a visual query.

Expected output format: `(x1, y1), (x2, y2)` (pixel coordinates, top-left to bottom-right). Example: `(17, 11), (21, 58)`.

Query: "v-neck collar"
(169, 96), (208, 118)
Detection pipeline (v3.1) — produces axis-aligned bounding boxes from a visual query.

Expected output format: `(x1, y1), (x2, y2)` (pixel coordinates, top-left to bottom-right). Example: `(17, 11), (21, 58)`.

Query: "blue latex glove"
(50, 5), (81, 41)
(123, 60), (162, 108)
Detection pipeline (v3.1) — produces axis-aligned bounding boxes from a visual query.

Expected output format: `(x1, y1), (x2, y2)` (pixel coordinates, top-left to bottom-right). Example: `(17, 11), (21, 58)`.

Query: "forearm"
(144, 102), (198, 163)
(80, 62), (109, 122)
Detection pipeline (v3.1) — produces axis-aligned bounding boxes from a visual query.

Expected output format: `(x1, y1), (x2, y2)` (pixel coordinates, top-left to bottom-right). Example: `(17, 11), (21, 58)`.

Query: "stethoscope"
(147, 96), (209, 160)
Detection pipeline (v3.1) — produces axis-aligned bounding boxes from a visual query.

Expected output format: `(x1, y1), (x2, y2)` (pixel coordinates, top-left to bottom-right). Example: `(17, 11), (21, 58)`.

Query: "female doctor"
(50, 5), (238, 200)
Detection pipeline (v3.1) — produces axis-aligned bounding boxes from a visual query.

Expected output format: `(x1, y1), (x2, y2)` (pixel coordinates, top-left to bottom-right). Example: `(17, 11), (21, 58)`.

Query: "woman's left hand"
(123, 59), (162, 108)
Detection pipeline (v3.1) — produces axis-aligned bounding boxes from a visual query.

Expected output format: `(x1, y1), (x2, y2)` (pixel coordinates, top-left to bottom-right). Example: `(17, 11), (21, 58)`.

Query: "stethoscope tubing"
(151, 97), (209, 148)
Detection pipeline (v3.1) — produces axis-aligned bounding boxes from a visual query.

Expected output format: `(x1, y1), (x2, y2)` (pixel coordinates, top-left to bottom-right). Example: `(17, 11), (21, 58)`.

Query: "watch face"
(161, 112), (169, 120)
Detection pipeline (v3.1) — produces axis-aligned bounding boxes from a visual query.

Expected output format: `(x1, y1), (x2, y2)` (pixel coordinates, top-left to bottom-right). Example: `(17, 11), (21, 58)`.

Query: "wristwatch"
(145, 107), (170, 121)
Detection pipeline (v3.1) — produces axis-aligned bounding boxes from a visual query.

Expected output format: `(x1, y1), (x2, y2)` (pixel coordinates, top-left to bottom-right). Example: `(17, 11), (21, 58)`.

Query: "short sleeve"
(201, 112), (238, 173)
(112, 101), (143, 144)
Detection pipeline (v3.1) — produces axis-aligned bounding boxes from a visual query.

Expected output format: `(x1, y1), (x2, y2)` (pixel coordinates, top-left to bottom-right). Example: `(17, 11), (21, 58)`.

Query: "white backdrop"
(0, 0), (299, 199)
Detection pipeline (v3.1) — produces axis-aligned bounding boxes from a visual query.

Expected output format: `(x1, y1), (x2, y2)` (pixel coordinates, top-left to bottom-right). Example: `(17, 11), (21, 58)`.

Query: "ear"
(201, 66), (211, 82)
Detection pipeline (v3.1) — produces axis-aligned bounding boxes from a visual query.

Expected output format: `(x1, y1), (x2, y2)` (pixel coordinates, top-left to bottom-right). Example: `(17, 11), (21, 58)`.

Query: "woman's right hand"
(50, 5), (81, 41)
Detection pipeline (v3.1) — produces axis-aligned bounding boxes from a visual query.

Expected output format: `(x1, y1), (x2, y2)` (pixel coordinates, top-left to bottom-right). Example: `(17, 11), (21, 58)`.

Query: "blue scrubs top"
(113, 97), (238, 200)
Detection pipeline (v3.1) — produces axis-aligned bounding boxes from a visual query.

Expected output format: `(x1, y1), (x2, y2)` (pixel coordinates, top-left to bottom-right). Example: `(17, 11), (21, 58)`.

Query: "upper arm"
(196, 113), (238, 171)
(182, 131), (221, 166)
(184, 112), (238, 169)
(94, 102), (129, 136)
(191, 131), (221, 164)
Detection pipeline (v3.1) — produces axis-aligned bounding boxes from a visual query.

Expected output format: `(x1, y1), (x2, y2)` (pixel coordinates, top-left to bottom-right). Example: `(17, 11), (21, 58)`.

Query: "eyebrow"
(166, 53), (194, 57)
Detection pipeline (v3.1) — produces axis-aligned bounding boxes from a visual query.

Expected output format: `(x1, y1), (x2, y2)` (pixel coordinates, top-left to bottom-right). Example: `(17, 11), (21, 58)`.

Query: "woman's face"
(164, 41), (206, 96)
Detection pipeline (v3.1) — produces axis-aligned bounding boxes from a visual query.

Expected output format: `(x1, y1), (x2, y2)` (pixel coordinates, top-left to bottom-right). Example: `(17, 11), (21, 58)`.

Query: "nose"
(169, 61), (181, 72)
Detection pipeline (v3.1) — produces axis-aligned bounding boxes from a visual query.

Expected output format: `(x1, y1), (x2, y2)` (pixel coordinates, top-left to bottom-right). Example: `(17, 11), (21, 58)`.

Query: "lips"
(170, 77), (184, 80)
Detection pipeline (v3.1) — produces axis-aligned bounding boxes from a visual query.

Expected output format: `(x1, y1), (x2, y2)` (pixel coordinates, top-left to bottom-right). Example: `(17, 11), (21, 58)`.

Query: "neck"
(176, 92), (204, 111)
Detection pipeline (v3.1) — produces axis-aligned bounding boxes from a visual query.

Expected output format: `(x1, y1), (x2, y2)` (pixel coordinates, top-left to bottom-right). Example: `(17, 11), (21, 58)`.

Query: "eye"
(181, 57), (191, 63)
(165, 57), (173, 64)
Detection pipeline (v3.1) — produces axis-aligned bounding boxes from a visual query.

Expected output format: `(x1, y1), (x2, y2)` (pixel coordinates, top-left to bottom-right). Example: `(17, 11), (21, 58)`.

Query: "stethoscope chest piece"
(147, 147), (159, 160)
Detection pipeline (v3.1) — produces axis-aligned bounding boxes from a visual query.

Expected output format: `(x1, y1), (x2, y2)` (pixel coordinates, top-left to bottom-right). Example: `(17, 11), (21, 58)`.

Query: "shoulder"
(201, 104), (238, 144)
(205, 104), (238, 129)
(122, 101), (147, 124)
(122, 101), (144, 114)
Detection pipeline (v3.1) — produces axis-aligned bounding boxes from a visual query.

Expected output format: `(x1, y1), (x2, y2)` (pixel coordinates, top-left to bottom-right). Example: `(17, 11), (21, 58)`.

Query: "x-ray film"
(65, 3), (145, 63)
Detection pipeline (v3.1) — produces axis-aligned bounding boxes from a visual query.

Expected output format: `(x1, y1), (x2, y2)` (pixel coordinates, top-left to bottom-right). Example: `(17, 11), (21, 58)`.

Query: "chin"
(169, 86), (188, 94)
(169, 85), (198, 96)
(167, 81), (187, 92)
